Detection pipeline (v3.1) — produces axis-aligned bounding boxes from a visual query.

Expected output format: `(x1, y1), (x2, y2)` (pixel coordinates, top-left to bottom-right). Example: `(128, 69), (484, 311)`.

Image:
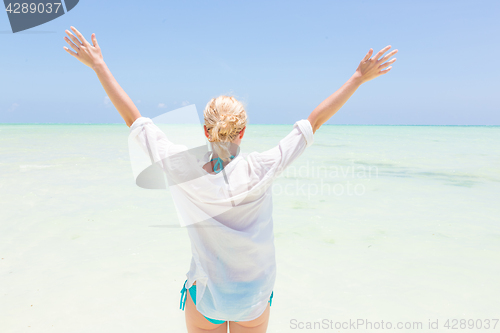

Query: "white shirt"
(128, 116), (314, 321)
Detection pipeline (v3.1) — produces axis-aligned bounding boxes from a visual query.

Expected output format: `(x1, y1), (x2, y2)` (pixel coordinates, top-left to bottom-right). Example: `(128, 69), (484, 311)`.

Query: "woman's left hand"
(354, 45), (397, 84)
(63, 26), (104, 69)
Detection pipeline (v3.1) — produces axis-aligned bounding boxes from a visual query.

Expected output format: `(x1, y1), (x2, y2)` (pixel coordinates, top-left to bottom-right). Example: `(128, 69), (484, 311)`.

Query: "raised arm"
(63, 26), (141, 127)
(307, 45), (398, 134)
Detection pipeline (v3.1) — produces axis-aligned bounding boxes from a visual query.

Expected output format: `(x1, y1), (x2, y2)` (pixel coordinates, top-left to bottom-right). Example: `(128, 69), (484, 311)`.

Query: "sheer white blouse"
(128, 116), (314, 321)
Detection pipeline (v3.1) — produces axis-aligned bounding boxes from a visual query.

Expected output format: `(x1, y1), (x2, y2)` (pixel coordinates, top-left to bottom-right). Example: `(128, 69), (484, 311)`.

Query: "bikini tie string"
(180, 279), (188, 310)
(210, 155), (235, 174)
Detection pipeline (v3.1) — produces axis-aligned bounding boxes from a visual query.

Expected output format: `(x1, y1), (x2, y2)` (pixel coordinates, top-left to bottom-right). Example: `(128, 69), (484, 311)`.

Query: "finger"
(64, 36), (80, 52)
(380, 49), (398, 62)
(65, 29), (82, 46)
(70, 26), (90, 46)
(378, 57), (397, 69)
(362, 48), (373, 61)
(91, 33), (99, 48)
(374, 45), (391, 61)
(63, 46), (79, 58)
(379, 66), (392, 75)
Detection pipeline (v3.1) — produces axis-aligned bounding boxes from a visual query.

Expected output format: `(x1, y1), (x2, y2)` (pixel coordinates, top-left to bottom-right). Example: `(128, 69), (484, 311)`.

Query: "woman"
(63, 26), (397, 333)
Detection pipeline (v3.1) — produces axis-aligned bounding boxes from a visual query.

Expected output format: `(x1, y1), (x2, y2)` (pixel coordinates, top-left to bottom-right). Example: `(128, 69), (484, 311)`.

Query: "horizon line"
(0, 123), (499, 127)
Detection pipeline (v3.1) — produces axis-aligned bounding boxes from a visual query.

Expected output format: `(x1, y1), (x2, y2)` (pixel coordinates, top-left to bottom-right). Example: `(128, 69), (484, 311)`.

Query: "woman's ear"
(238, 126), (246, 139)
(204, 125), (210, 139)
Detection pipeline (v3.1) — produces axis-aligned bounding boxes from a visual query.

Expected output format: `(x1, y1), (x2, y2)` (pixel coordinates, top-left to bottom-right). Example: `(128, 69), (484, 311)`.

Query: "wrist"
(351, 71), (365, 86)
(92, 60), (107, 72)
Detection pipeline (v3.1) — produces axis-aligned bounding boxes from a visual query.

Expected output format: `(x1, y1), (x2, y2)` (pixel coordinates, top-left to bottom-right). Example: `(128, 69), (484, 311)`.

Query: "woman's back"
(128, 116), (314, 321)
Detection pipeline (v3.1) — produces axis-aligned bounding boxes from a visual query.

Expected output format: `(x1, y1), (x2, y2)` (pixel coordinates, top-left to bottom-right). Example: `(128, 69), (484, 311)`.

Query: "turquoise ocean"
(1, 124), (499, 332)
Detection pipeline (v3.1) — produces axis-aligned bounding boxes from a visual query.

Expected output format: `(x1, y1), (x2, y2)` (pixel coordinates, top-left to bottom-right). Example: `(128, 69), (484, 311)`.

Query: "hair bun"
(203, 95), (247, 147)
(218, 114), (235, 130)
(220, 114), (237, 124)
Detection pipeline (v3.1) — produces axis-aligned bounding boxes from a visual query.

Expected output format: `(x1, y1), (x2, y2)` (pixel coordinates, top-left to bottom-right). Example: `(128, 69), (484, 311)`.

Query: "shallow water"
(1, 124), (499, 332)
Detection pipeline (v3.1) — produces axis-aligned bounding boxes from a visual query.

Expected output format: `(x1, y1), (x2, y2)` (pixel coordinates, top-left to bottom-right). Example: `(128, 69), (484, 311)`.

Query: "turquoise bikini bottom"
(179, 279), (274, 325)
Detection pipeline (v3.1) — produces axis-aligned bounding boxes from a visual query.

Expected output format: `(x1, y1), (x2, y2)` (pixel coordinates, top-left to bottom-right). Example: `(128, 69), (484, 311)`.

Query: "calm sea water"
(1, 124), (499, 332)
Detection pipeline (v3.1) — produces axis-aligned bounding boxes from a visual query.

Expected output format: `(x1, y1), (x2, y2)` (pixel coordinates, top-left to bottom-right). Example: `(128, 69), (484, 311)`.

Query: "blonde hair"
(204, 95), (248, 162)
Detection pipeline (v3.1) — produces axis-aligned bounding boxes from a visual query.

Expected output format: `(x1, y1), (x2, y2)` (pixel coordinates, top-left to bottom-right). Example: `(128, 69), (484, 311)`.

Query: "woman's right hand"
(354, 45), (398, 84)
(63, 26), (104, 70)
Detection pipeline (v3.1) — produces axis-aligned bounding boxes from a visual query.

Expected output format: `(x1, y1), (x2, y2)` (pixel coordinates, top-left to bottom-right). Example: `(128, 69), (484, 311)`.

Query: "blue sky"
(0, 0), (498, 125)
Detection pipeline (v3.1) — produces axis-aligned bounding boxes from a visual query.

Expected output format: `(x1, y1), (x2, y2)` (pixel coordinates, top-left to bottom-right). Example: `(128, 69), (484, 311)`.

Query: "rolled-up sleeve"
(128, 117), (175, 189)
(247, 119), (314, 181)
(129, 117), (173, 166)
(293, 119), (314, 148)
